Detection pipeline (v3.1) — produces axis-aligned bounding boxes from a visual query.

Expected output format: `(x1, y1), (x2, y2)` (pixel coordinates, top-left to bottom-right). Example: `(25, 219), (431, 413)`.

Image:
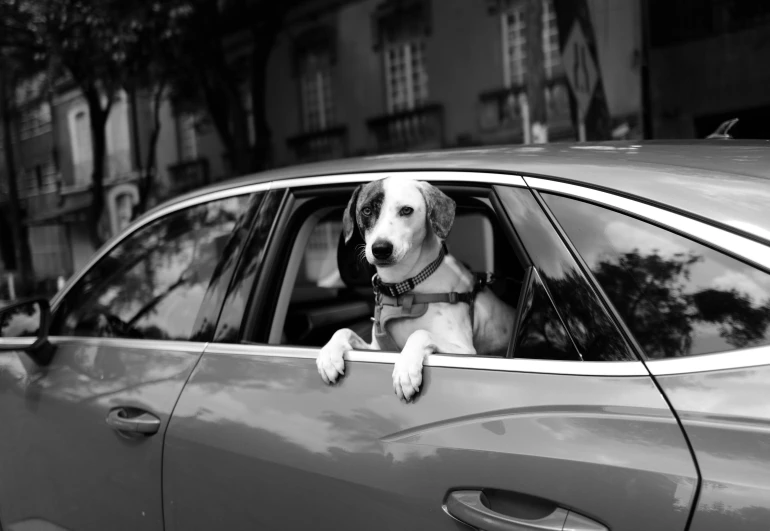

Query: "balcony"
(287, 126), (348, 164)
(167, 158), (210, 196)
(478, 76), (574, 144)
(366, 103), (444, 154)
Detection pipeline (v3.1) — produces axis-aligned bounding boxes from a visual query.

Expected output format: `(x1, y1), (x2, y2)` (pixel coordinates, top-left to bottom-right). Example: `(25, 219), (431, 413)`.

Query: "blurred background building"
(0, 0), (768, 299)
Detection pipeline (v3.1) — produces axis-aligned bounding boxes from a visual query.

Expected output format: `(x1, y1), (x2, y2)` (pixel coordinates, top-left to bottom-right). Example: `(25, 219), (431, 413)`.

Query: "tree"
(0, 60), (36, 287)
(39, 0), (143, 246)
(166, 0), (253, 176)
(0, 0), (43, 290)
(166, 0), (308, 176)
(121, 1), (194, 214)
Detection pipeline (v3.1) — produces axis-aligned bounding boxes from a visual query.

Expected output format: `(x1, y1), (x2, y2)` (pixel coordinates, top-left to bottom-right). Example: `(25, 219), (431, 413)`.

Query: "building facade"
(648, 0), (770, 139)
(191, 0), (644, 170)
(0, 76), (195, 286)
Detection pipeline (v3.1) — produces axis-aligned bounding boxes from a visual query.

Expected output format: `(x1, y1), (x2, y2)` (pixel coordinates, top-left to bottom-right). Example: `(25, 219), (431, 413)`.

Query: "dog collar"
(372, 242), (447, 297)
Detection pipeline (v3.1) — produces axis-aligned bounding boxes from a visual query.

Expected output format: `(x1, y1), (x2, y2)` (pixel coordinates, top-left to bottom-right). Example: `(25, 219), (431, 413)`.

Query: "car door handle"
(106, 407), (161, 435)
(445, 491), (607, 531)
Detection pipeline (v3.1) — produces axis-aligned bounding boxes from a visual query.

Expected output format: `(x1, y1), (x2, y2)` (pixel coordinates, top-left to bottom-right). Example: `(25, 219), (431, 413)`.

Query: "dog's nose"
(372, 240), (393, 260)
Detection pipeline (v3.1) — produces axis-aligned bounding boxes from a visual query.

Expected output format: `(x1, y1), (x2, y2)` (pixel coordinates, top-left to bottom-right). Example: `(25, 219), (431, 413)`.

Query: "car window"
(543, 193), (770, 359)
(268, 187), (579, 361)
(52, 195), (253, 340)
(512, 267), (580, 361)
(496, 185), (636, 361)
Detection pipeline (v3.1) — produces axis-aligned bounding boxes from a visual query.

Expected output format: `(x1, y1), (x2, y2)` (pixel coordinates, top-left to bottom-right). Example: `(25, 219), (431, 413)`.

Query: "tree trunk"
(137, 83), (165, 215)
(83, 85), (111, 248)
(199, 73), (250, 177)
(250, 29), (277, 171)
(526, 0), (548, 143)
(0, 62), (35, 289)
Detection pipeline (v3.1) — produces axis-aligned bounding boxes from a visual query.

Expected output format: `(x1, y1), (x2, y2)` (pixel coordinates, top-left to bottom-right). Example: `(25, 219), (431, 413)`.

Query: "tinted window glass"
(496, 186), (636, 361)
(513, 267), (580, 361)
(213, 189), (284, 343)
(53, 195), (251, 340)
(544, 194), (770, 359)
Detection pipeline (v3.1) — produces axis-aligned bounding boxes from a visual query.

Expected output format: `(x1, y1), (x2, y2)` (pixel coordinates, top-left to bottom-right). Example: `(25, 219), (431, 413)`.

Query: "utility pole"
(0, 56), (36, 293)
(526, 0), (548, 143)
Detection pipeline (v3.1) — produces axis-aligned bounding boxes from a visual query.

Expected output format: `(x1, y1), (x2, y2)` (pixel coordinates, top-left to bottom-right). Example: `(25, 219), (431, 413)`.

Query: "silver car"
(1, 141), (769, 531)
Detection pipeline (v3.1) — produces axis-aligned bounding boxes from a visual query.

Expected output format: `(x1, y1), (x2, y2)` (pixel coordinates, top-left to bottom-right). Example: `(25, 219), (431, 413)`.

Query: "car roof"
(163, 139), (770, 244)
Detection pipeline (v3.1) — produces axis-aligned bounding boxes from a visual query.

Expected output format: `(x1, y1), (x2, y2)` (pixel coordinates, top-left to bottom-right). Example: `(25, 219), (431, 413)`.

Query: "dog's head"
(342, 177), (455, 268)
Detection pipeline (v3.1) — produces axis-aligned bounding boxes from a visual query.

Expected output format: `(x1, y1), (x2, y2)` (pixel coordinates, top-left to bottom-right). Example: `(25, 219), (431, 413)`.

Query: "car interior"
(268, 188), (526, 355)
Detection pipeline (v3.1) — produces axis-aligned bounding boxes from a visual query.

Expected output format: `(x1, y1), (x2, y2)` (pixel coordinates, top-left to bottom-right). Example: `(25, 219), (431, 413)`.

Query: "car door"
(162, 172), (699, 531)
(0, 188), (265, 531)
(534, 177), (770, 531)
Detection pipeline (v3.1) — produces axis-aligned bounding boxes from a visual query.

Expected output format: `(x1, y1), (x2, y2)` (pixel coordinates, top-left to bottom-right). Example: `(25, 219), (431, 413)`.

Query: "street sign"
(561, 21), (599, 139)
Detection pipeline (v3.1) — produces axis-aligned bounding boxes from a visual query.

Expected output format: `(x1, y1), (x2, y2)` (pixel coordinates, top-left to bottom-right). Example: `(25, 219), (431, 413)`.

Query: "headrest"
(336, 226), (376, 288)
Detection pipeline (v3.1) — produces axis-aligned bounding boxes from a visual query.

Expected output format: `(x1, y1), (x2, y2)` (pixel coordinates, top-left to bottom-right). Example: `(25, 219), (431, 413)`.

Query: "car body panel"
(0, 337), (203, 531)
(162, 345), (697, 531)
(649, 355), (770, 531)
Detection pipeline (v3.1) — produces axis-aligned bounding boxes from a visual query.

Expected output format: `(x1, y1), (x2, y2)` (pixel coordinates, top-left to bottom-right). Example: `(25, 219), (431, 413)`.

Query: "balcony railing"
(287, 125), (348, 164)
(366, 103), (444, 154)
(167, 158), (210, 196)
(478, 76), (573, 143)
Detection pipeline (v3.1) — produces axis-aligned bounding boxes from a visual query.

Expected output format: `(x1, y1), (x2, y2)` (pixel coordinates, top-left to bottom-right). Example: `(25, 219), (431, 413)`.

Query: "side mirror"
(0, 297), (55, 365)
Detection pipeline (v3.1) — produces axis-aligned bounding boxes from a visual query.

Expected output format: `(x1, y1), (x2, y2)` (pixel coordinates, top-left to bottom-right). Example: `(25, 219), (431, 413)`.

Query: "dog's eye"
(361, 207), (372, 216)
(400, 207), (414, 216)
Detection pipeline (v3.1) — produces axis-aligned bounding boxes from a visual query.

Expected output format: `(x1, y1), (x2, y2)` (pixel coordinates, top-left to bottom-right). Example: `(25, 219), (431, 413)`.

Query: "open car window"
(258, 182), (584, 361)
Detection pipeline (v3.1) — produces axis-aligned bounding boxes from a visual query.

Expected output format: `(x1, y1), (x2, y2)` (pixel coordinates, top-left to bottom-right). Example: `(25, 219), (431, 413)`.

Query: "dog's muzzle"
(372, 240), (393, 260)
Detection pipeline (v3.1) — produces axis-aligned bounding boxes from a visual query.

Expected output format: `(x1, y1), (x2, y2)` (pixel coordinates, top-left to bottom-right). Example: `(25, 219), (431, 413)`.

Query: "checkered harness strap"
(372, 243), (448, 297)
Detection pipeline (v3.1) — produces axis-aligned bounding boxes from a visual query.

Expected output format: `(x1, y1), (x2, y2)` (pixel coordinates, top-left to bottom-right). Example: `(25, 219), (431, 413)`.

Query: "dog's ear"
(342, 184), (363, 244)
(418, 181), (456, 239)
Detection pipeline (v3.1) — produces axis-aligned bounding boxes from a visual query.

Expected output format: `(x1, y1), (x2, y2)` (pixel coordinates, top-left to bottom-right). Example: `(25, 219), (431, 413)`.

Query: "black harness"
(371, 244), (494, 351)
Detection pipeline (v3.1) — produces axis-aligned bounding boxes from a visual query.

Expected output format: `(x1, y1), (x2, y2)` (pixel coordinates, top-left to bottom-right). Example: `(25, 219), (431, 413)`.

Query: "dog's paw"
(392, 355), (424, 402)
(316, 334), (348, 385)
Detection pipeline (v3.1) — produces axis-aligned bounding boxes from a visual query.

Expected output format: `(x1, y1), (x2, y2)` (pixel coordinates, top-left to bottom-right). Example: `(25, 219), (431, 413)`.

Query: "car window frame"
(253, 182), (531, 350)
(223, 170), (647, 375)
(527, 176), (770, 373)
(48, 184), (271, 344)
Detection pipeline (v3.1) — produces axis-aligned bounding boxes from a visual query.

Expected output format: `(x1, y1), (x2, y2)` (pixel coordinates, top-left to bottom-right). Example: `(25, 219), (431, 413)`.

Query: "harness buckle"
(401, 293), (415, 311)
(448, 292), (459, 304)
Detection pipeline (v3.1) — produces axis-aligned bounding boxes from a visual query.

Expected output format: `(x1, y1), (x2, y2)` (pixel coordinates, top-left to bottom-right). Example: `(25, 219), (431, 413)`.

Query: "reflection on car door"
(0, 193), (257, 531)
(161, 179), (699, 531)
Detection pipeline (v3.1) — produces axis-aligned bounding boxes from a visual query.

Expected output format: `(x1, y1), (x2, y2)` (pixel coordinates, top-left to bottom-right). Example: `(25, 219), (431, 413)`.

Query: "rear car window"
(543, 193), (770, 359)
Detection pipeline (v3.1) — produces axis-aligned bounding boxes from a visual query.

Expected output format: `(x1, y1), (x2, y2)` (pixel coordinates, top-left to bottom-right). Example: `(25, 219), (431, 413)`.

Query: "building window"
(17, 162), (59, 198)
(298, 50), (335, 132)
(68, 105), (94, 187)
(178, 113), (198, 161)
(502, 0), (562, 87)
(372, 0), (431, 114)
(384, 38), (428, 113)
(19, 102), (52, 140)
(115, 192), (135, 232)
(239, 85), (256, 146)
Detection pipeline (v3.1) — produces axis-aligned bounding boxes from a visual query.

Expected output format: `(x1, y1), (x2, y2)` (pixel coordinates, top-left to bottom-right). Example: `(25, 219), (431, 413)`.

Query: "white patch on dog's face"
(358, 177), (428, 268)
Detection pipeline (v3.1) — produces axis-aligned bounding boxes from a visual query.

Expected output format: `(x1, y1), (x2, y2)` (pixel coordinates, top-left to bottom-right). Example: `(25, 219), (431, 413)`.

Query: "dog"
(316, 176), (517, 401)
